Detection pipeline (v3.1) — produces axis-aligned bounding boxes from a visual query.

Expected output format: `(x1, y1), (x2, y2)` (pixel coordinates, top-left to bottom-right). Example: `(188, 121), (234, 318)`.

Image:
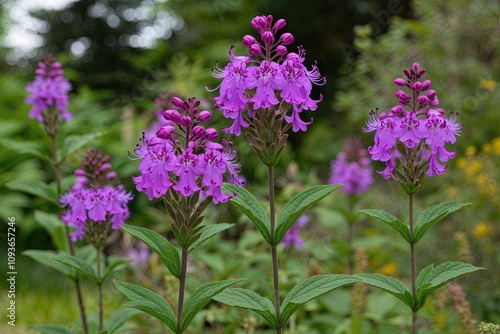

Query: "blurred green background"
(0, 0), (498, 333)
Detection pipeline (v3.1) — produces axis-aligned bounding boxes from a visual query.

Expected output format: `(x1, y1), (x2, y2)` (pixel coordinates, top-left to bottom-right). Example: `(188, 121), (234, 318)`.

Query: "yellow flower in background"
(480, 79), (496, 91)
(379, 262), (398, 276)
(473, 222), (491, 239)
(465, 145), (477, 157)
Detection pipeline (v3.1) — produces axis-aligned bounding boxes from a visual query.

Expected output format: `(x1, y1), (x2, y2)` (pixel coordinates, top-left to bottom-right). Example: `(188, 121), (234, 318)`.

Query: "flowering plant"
(356, 64), (484, 334)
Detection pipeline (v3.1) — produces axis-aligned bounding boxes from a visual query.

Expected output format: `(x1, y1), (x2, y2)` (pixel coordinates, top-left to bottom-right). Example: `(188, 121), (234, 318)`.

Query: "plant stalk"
(268, 165), (282, 333)
(97, 247), (104, 331)
(409, 194), (417, 334)
(49, 122), (89, 334)
(177, 246), (189, 332)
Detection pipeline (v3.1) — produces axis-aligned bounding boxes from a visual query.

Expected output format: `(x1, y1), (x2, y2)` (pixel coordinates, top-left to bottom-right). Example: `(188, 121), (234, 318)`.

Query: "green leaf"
(33, 210), (70, 253)
(222, 183), (271, 244)
(113, 280), (177, 333)
(180, 278), (245, 332)
(0, 138), (51, 162)
(103, 308), (142, 334)
(359, 209), (411, 243)
(5, 178), (59, 205)
(213, 288), (278, 329)
(30, 325), (75, 334)
(275, 184), (342, 244)
(101, 256), (132, 282)
(60, 132), (103, 162)
(355, 273), (413, 309)
(413, 202), (471, 243)
(415, 261), (485, 309)
(121, 225), (180, 278)
(188, 223), (234, 252)
(280, 274), (359, 327)
(23, 250), (76, 279)
(52, 254), (98, 283)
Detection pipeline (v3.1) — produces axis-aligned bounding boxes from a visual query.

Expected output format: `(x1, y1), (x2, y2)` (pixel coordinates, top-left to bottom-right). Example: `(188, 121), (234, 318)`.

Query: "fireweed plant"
(358, 64), (484, 333)
(59, 149), (134, 332)
(113, 96), (244, 334)
(208, 15), (359, 333)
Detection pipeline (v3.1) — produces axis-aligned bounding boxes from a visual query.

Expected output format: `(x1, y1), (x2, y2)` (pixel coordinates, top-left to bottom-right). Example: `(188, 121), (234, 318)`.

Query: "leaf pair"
(214, 274), (360, 329)
(222, 183), (342, 245)
(114, 278), (244, 333)
(355, 261), (484, 310)
(359, 202), (472, 244)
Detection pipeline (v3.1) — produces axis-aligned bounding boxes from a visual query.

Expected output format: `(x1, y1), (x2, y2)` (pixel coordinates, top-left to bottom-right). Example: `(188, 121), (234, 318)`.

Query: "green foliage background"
(0, 0), (498, 333)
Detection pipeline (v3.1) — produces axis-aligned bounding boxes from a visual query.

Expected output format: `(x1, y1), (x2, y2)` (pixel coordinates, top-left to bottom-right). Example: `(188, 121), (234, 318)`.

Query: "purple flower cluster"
(210, 15), (325, 135)
(132, 96), (242, 204)
(363, 64), (461, 182)
(283, 214), (309, 249)
(25, 54), (72, 123)
(60, 149), (133, 242)
(329, 137), (374, 195)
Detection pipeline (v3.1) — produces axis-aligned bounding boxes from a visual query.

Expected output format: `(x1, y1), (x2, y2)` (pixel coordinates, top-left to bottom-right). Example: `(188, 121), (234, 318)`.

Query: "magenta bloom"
(329, 138), (374, 196)
(25, 54), (72, 123)
(210, 15), (325, 135)
(363, 63), (461, 185)
(60, 150), (133, 241)
(132, 96), (243, 204)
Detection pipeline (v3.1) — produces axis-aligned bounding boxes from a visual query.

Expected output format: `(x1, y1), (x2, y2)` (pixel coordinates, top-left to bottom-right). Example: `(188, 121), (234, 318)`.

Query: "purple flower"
(132, 96), (242, 204)
(210, 15), (325, 135)
(126, 242), (150, 268)
(60, 149), (133, 242)
(25, 54), (72, 123)
(363, 64), (461, 188)
(282, 215), (309, 249)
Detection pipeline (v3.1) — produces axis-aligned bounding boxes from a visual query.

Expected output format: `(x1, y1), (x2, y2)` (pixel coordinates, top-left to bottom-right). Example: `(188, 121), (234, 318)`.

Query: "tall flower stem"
(268, 165), (282, 333)
(48, 116), (89, 334)
(409, 194), (417, 334)
(96, 247), (104, 332)
(177, 246), (189, 332)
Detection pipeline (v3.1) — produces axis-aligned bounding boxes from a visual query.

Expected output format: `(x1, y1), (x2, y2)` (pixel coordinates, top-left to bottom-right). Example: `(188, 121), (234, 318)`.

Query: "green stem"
(177, 247), (189, 333)
(268, 165), (282, 333)
(97, 247), (104, 332)
(49, 125), (89, 334)
(409, 194), (417, 334)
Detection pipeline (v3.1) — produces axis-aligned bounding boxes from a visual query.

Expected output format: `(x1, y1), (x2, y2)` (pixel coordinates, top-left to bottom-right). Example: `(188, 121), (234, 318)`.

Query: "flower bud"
(426, 89), (436, 99)
(75, 169), (86, 176)
(242, 35), (257, 47)
(198, 110), (212, 122)
(430, 96), (439, 106)
(99, 162), (112, 172)
(417, 96), (429, 105)
(249, 43), (261, 56)
(191, 107), (199, 116)
(280, 32), (294, 45)
(390, 105), (405, 115)
(276, 45), (288, 56)
(261, 31), (275, 44)
(180, 115), (192, 127)
(413, 81), (422, 91)
(394, 89), (408, 99)
(412, 63), (419, 72)
(205, 128), (218, 140)
(157, 125), (175, 139)
(394, 78), (406, 86)
(421, 79), (431, 90)
(106, 171), (117, 180)
(274, 18), (286, 31)
(192, 125), (206, 138)
(403, 69), (411, 78)
(163, 109), (181, 123)
(171, 97), (184, 108)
